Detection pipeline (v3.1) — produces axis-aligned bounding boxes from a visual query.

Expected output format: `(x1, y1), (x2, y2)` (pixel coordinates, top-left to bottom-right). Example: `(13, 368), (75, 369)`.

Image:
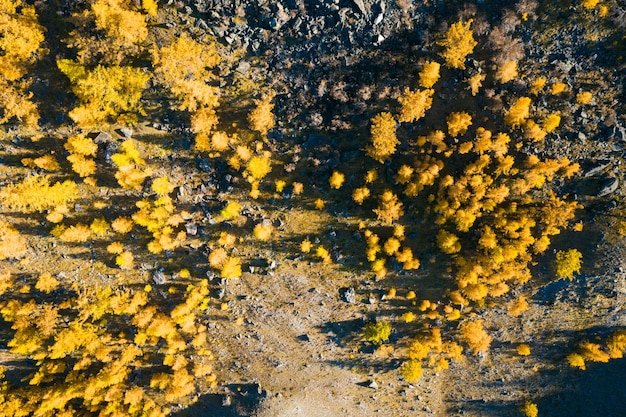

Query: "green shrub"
(364, 322), (392, 345)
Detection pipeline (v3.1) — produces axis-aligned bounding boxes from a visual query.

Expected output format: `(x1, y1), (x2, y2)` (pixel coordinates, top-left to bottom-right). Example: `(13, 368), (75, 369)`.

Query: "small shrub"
(517, 344), (531, 356)
(364, 322), (392, 345)
(300, 239), (312, 253)
(550, 83), (567, 95)
(316, 246), (331, 263)
(329, 171), (345, 189)
(220, 201), (242, 221)
(399, 359), (423, 383)
(555, 249), (582, 280)
(567, 352), (586, 370)
(520, 400), (538, 417)
(576, 91), (592, 105)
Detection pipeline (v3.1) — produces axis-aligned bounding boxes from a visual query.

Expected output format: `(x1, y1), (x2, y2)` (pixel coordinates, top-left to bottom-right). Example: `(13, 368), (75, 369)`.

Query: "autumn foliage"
(58, 60), (151, 127)
(367, 112), (398, 163)
(0, 280), (216, 416)
(0, 0), (45, 127)
(344, 17), (586, 383)
(438, 20), (477, 69)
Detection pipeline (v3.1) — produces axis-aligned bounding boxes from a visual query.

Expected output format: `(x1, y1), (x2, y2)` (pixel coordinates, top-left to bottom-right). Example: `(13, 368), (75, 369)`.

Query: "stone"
(341, 287), (356, 303)
(94, 131), (112, 143)
(119, 127), (133, 138)
(185, 223), (198, 236)
(598, 177), (619, 197)
(584, 160), (611, 177)
(152, 270), (167, 285)
(236, 61), (251, 75)
(352, 0), (368, 15)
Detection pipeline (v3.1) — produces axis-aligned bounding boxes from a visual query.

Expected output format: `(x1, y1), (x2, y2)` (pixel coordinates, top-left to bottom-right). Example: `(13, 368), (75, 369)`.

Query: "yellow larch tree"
(374, 191), (404, 225)
(0, 0), (45, 127)
(0, 175), (79, 213)
(66, 0), (151, 65)
(438, 20), (477, 69)
(504, 96), (532, 128)
(397, 88), (434, 123)
(91, 0), (148, 45)
(447, 112), (472, 137)
(367, 112), (398, 163)
(0, 220), (27, 260)
(57, 60), (151, 127)
(249, 91), (276, 136)
(419, 61), (441, 88)
(152, 34), (221, 113)
(495, 61), (518, 83)
(460, 320), (492, 354)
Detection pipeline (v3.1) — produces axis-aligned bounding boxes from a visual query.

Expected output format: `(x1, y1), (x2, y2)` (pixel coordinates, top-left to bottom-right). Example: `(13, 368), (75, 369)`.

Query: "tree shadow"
(173, 383), (267, 417)
(443, 325), (626, 416)
(534, 357), (626, 417)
